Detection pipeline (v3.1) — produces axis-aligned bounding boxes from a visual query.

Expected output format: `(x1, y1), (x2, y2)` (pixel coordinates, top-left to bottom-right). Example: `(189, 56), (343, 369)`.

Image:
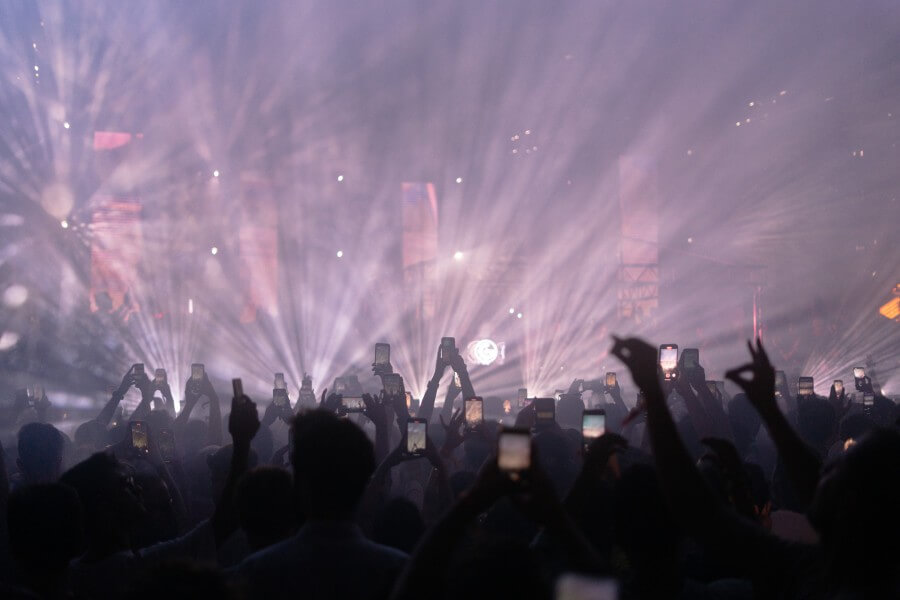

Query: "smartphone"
(133, 363), (145, 378)
(332, 377), (348, 395)
(706, 380), (718, 396)
(154, 368), (166, 386)
(863, 393), (875, 408)
(301, 373), (313, 391)
(715, 381), (726, 398)
(517, 387), (528, 407)
(379, 373), (399, 396)
(32, 384), (44, 400)
(441, 337), (456, 360)
(374, 343), (391, 368)
(798, 376), (814, 397)
(465, 396), (484, 429)
(833, 380), (844, 395)
(853, 367), (867, 391)
(775, 371), (787, 391)
(454, 371), (462, 389)
(682, 348), (700, 370)
(534, 397), (556, 426)
(497, 428), (531, 476)
(130, 421), (150, 455)
(406, 418), (427, 455)
(158, 429), (176, 463)
(582, 409), (606, 445)
(605, 372), (617, 388)
(232, 378), (244, 401)
(191, 363), (205, 381)
(342, 396), (366, 412)
(555, 574), (619, 600)
(659, 344), (679, 381)
(274, 373), (286, 390)
(273, 388), (289, 407)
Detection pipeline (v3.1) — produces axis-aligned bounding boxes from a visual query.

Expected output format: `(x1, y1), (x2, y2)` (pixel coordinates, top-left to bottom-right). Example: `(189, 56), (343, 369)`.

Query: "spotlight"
(517, 312), (523, 319)
(0, 331), (20, 351)
(455, 177), (463, 183)
(337, 175), (344, 182)
(213, 170), (220, 178)
(63, 121), (70, 129)
(467, 338), (503, 366)
(3, 285), (28, 308)
(509, 307), (515, 314)
(336, 250), (343, 258)
(60, 220), (68, 229)
(210, 246), (218, 255)
(453, 251), (464, 261)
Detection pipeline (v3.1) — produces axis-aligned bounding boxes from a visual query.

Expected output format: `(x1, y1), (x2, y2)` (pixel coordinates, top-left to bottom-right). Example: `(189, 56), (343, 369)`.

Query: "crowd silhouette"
(1, 335), (898, 599)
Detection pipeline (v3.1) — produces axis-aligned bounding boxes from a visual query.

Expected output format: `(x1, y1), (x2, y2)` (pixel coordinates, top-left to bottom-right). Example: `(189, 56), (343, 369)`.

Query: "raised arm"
(417, 348), (447, 423)
(212, 393), (260, 547)
(97, 368), (134, 427)
(725, 340), (821, 510)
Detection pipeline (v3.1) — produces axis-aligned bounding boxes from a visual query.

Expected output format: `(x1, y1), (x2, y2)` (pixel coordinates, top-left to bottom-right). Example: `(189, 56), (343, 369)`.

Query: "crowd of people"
(0, 335), (898, 599)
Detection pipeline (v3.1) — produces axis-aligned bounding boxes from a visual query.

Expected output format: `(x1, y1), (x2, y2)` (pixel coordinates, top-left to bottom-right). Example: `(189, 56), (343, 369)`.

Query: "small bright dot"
(453, 251), (464, 261)
(210, 246), (218, 255)
(687, 237), (693, 243)
(63, 121), (70, 129)
(779, 90), (787, 96)
(336, 250), (343, 258)
(212, 170), (220, 177)
(512, 149), (518, 154)
(33, 65), (39, 71)
(525, 129), (531, 135)
(32, 42), (36, 49)
(745, 118), (751, 123)
(509, 308), (515, 314)
(735, 122), (741, 127)
(455, 177), (462, 184)
(337, 175), (344, 182)
(60, 220), (68, 229)
(748, 101), (754, 107)
(687, 149), (693, 155)
(517, 312), (523, 319)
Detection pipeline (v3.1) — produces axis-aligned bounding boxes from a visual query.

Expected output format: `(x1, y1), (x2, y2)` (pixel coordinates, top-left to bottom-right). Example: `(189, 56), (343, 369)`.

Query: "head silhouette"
(290, 410), (375, 520)
(17, 422), (65, 484)
(236, 466), (297, 551)
(809, 428), (900, 585)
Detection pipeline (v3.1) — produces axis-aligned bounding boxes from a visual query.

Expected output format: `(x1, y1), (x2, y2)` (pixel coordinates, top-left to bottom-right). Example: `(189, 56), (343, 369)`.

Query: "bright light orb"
(60, 220), (69, 229)
(468, 338), (500, 366)
(453, 251), (464, 261)
(509, 307), (515, 314)
(210, 246), (218, 255)
(337, 175), (344, 182)
(455, 177), (463, 183)
(517, 312), (523, 319)
(63, 121), (70, 129)
(3, 285), (28, 308)
(336, 250), (343, 258)
(0, 332), (20, 351)
(213, 170), (220, 178)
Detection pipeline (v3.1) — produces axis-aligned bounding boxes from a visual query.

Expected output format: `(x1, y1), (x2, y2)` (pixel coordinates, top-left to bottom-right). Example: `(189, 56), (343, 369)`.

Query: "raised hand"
(439, 408), (465, 455)
(724, 338), (777, 415)
(320, 388), (342, 414)
(610, 336), (660, 395)
(362, 393), (387, 426)
(582, 432), (628, 476)
(229, 395), (260, 448)
(116, 368), (135, 396)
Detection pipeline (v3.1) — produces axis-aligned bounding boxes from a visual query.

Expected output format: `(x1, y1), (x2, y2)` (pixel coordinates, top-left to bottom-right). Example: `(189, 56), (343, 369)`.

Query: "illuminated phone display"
(406, 419), (427, 454)
(798, 377), (814, 396)
(582, 410), (606, 440)
(375, 343), (390, 366)
(342, 396), (365, 412)
(130, 422), (149, 454)
(274, 373), (286, 390)
(191, 363), (204, 380)
(465, 397), (483, 427)
(605, 372), (616, 388)
(498, 429), (531, 472)
(659, 344), (678, 380)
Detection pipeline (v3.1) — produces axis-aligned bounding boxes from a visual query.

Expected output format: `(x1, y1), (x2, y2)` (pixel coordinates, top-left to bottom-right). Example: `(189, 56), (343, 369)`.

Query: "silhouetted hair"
(290, 410), (375, 517)
(17, 422), (64, 482)
(236, 466), (296, 549)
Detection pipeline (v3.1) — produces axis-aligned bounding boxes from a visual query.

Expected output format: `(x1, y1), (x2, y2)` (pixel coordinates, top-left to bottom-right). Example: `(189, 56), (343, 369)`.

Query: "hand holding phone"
(440, 337), (456, 364)
(534, 397), (556, 427)
(374, 343), (391, 370)
(582, 409), (606, 448)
